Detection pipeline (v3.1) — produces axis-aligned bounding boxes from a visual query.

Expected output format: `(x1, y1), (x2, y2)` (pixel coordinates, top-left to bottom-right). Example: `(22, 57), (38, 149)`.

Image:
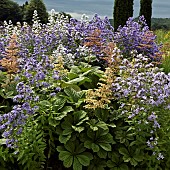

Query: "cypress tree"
(127, 0), (134, 18)
(24, 0), (48, 25)
(113, 0), (134, 31)
(140, 0), (152, 29)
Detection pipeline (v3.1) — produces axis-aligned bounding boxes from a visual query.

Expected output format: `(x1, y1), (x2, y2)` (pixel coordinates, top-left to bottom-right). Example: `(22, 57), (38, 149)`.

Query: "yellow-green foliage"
(155, 30), (170, 73)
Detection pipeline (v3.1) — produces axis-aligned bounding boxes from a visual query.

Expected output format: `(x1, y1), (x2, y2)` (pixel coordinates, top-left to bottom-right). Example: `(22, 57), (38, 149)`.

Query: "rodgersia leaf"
(72, 126), (84, 133)
(64, 87), (80, 102)
(59, 134), (71, 144)
(57, 140), (92, 170)
(91, 143), (100, 152)
(99, 143), (111, 151)
(119, 147), (129, 156)
(53, 97), (66, 111)
(59, 151), (71, 161)
(63, 155), (73, 168)
(97, 148), (107, 159)
(73, 157), (82, 170)
(76, 154), (91, 166)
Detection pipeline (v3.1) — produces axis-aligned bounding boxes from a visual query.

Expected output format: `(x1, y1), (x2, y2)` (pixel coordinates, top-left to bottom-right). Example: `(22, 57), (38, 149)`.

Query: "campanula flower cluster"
(112, 53), (170, 159)
(114, 16), (162, 61)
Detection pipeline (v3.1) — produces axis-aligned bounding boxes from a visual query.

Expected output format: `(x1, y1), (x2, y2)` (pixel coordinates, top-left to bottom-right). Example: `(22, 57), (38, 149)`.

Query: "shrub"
(114, 16), (162, 62)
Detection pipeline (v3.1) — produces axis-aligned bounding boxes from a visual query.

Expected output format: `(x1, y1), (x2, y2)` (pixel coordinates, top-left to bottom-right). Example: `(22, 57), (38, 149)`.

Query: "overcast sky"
(14, 0), (170, 19)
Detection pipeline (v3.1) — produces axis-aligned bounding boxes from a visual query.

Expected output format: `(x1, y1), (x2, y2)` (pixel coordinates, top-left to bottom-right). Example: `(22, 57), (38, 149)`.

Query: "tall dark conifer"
(113, 0), (134, 31)
(140, 0), (152, 29)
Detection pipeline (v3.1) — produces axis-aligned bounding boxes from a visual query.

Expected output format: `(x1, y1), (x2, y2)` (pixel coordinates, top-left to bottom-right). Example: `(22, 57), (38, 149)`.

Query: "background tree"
(0, 0), (22, 24)
(113, 0), (134, 31)
(140, 0), (152, 29)
(24, 0), (48, 25)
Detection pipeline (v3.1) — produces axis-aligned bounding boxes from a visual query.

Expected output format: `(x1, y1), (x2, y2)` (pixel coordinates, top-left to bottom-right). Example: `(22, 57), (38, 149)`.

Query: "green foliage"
(57, 140), (93, 170)
(82, 128), (115, 156)
(0, 71), (17, 113)
(16, 122), (46, 170)
(23, 0), (48, 25)
(155, 30), (170, 73)
(140, 0), (152, 29)
(107, 152), (129, 170)
(152, 18), (170, 31)
(0, 0), (22, 24)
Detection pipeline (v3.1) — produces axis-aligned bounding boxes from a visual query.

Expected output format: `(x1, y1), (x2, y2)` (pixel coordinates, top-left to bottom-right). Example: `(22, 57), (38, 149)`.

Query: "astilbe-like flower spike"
(0, 33), (19, 74)
(85, 43), (122, 109)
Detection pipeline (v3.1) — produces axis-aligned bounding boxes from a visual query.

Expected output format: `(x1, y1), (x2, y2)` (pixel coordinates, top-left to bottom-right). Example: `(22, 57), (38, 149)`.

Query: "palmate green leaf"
(90, 126), (98, 131)
(107, 160), (117, 168)
(75, 143), (86, 154)
(17, 150), (25, 161)
(59, 150), (72, 160)
(62, 128), (73, 135)
(72, 126), (84, 133)
(61, 115), (73, 129)
(86, 120), (98, 131)
(59, 150), (73, 168)
(76, 154), (91, 166)
(129, 158), (138, 167)
(64, 140), (76, 153)
(97, 132), (113, 143)
(96, 121), (108, 130)
(74, 110), (87, 122)
(87, 157), (106, 170)
(99, 143), (112, 151)
(53, 106), (73, 121)
(119, 147), (129, 156)
(56, 146), (65, 152)
(76, 117), (89, 126)
(53, 113), (67, 121)
(97, 148), (107, 159)
(109, 152), (120, 163)
(75, 98), (84, 108)
(63, 155), (73, 168)
(73, 157), (82, 170)
(86, 129), (95, 139)
(59, 134), (71, 144)
(122, 154), (131, 163)
(133, 154), (143, 162)
(119, 164), (129, 170)
(91, 143), (100, 152)
(48, 117), (60, 127)
(84, 140), (92, 149)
